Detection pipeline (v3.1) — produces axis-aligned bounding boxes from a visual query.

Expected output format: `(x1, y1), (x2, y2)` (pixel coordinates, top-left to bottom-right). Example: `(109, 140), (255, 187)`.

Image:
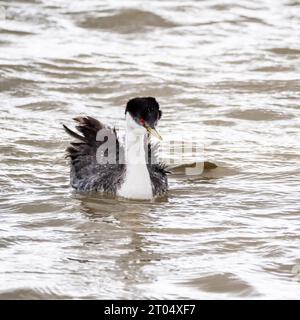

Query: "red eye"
(140, 118), (145, 125)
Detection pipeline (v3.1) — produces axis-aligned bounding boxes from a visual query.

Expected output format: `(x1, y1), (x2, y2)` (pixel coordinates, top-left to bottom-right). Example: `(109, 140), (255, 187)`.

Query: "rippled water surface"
(0, 0), (300, 299)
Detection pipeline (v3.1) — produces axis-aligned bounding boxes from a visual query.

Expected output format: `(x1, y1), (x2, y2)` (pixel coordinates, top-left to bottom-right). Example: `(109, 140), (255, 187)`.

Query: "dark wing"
(147, 141), (169, 197)
(63, 116), (124, 193)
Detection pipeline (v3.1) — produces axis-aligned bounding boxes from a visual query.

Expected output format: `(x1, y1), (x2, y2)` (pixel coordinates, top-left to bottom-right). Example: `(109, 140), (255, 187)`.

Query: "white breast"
(117, 113), (154, 200)
(118, 164), (153, 200)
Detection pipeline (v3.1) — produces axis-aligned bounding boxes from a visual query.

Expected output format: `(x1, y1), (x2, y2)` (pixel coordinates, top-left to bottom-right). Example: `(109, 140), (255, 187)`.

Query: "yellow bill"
(146, 126), (163, 141)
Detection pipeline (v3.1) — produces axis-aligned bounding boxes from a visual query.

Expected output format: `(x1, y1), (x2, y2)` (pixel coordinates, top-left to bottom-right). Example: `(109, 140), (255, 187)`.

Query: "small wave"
(286, 1), (300, 6)
(226, 109), (294, 121)
(0, 28), (34, 36)
(0, 40), (11, 46)
(0, 238), (18, 249)
(16, 100), (66, 111)
(203, 119), (236, 127)
(252, 66), (295, 72)
(180, 273), (259, 297)
(268, 47), (300, 55)
(76, 9), (177, 33)
(238, 15), (270, 26)
(0, 287), (71, 300)
(36, 61), (105, 73)
(0, 77), (37, 93)
(211, 80), (300, 93)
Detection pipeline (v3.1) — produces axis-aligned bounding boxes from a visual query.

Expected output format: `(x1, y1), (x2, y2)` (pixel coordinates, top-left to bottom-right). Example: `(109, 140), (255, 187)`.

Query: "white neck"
(117, 114), (153, 200)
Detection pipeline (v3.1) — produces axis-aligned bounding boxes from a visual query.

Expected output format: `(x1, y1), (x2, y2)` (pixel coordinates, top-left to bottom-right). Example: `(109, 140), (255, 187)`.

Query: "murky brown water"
(1, 0), (300, 299)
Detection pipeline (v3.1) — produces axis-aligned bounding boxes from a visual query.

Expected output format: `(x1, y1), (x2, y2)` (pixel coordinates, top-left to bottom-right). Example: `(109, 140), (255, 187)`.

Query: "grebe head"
(125, 97), (162, 140)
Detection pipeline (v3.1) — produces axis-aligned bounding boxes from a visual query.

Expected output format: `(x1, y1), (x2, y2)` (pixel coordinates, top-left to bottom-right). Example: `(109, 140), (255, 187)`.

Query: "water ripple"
(0, 0), (299, 299)
(75, 9), (177, 33)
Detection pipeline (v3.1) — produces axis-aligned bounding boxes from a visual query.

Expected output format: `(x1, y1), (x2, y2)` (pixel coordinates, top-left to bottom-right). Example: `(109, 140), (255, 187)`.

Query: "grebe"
(63, 97), (168, 200)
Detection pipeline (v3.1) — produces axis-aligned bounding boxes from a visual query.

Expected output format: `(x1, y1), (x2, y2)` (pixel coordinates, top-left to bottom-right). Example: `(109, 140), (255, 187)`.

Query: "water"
(0, 0), (300, 299)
